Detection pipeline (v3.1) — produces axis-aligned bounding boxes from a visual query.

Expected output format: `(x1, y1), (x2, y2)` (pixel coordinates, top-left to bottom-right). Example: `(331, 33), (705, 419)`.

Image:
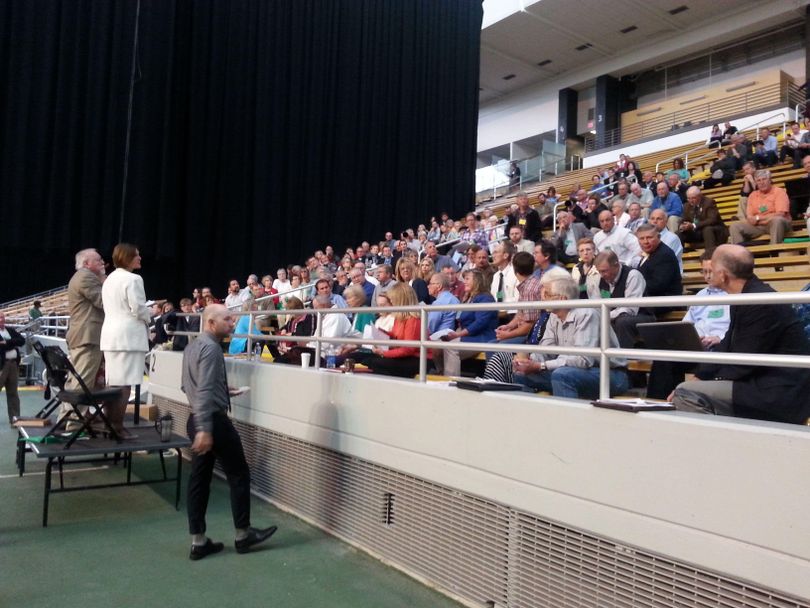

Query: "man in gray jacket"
(182, 303), (277, 560)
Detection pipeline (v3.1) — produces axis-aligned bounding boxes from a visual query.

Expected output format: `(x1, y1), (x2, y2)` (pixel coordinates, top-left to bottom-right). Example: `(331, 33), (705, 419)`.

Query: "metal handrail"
(0, 284), (68, 309)
(169, 289), (810, 403)
(436, 220), (508, 252)
(655, 111), (788, 174)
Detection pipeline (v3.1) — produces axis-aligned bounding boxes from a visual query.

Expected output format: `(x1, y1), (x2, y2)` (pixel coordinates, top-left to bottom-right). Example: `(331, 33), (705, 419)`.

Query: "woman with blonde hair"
(418, 256), (435, 283)
(364, 282), (421, 378)
(395, 258), (430, 303)
(432, 270), (497, 377)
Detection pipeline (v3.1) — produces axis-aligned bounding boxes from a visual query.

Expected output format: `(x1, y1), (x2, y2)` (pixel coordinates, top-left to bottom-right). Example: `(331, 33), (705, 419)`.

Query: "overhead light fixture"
(502, 74), (516, 80)
(536, 59), (552, 67)
(668, 5), (688, 15)
(589, 129), (597, 134)
(575, 43), (593, 51)
(620, 25), (638, 34)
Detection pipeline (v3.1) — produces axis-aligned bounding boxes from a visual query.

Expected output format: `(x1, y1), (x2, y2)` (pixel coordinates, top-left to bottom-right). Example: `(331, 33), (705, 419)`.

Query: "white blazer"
(100, 268), (152, 352)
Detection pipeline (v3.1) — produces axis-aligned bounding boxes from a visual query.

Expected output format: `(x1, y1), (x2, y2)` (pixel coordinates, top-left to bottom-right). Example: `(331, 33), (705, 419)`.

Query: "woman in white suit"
(100, 243), (152, 415)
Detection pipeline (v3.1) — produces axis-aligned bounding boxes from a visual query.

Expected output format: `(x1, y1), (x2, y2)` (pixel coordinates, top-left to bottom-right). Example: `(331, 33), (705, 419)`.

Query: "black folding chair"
(36, 343), (124, 448)
(32, 341), (67, 419)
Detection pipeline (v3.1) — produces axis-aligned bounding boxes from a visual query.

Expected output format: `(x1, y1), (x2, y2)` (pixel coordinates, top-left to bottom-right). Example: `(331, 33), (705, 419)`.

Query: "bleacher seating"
(0, 288), (69, 323)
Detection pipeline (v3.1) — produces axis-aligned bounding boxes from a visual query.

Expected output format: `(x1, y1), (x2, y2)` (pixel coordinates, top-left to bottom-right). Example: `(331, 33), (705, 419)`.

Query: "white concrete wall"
(150, 350), (810, 601)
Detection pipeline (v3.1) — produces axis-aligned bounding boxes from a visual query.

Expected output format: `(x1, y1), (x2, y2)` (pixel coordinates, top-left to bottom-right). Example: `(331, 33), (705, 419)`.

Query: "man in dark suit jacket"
(673, 245), (810, 424)
(506, 192), (542, 243)
(672, 245), (810, 424)
(0, 312), (26, 423)
(613, 223), (683, 348)
(677, 186), (729, 253)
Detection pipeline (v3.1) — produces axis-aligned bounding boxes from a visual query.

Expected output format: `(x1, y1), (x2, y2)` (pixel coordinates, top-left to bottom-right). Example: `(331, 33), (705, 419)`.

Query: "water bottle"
(253, 341), (263, 358)
(326, 345), (337, 369)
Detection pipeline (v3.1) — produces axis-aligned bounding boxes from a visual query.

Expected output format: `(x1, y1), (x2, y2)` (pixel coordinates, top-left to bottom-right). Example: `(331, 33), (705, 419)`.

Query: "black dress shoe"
(189, 538), (224, 561)
(235, 526), (278, 554)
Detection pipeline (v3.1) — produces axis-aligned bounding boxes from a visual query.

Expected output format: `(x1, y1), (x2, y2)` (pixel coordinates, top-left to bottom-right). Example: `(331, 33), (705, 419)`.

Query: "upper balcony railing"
(584, 80), (804, 153)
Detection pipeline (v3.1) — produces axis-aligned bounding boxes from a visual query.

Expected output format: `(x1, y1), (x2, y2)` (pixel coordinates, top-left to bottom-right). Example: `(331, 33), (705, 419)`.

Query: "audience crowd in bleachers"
(4, 116), (810, 425)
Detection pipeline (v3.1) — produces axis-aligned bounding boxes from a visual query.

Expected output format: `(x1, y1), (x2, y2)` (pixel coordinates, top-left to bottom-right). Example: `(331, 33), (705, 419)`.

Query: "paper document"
(362, 325), (390, 351)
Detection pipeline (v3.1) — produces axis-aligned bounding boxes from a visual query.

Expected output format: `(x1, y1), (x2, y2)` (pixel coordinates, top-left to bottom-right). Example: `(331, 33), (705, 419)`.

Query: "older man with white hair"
(592, 210), (641, 267)
(729, 169), (792, 245)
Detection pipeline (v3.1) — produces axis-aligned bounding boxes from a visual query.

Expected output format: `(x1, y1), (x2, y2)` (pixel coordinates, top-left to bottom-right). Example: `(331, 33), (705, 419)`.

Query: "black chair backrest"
(35, 342), (91, 397)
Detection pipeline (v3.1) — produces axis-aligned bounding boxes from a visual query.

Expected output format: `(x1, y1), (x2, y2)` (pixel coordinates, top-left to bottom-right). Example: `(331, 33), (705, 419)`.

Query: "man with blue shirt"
(427, 272), (459, 335)
(651, 181), (683, 233)
(753, 127), (778, 168)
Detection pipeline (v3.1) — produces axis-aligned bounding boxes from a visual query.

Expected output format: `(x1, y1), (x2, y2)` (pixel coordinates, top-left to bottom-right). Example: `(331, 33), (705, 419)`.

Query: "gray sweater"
(181, 332), (230, 433)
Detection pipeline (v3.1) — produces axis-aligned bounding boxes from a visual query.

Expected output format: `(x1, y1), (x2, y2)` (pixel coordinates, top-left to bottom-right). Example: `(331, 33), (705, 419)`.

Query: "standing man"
(66, 249), (106, 391)
(182, 303), (277, 560)
(0, 313), (25, 424)
(506, 191), (542, 243)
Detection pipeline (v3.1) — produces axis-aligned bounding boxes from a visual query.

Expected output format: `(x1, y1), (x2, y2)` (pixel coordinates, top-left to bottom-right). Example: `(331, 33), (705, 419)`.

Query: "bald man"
(671, 245), (810, 424)
(182, 304), (277, 559)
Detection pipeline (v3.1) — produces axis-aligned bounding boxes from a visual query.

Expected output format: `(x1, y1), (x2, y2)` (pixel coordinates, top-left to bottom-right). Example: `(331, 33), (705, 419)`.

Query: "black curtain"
(0, 0), (482, 302)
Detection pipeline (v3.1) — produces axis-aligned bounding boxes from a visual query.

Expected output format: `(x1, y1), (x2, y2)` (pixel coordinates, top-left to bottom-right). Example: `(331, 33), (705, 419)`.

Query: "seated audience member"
(552, 211), (590, 264)
(354, 261), (378, 286)
(371, 264), (396, 304)
(396, 258), (430, 304)
(592, 210), (642, 267)
(567, 188), (590, 223)
(729, 133), (752, 169)
(779, 121), (808, 165)
(752, 127), (778, 167)
(671, 245), (810, 424)
(270, 297), (313, 362)
(646, 252), (730, 398)
(588, 250), (646, 331)
(571, 238), (600, 299)
(427, 272), (460, 334)
(678, 186), (728, 253)
(708, 123), (723, 148)
(730, 169), (792, 245)
(626, 182), (653, 216)
(152, 301), (175, 346)
(166, 298), (200, 351)
(432, 270), (498, 377)
(610, 182), (631, 210)
(491, 252), (542, 346)
(624, 202), (647, 232)
(583, 194), (609, 232)
(736, 160), (757, 219)
(332, 268), (349, 296)
(533, 240), (569, 282)
(441, 265), (466, 300)
(315, 277), (347, 308)
(306, 294), (353, 360)
(506, 191), (543, 243)
(459, 213), (489, 250)
(229, 296), (263, 355)
(364, 283), (422, 378)
(611, 199), (630, 228)
(465, 245), (494, 290)
(721, 121), (738, 145)
(618, 160), (642, 185)
(613, 224), (683, 348)
(702, 149), (736, 188)
(648, 209), (684, 272)
(512, 276), (629, 399)
(507, 225), (535, 254)
(418, 256), (435, 284)
(349, 267), (375, 305)
(224, 279), (247, 310)
(423, 241), (458, 273)
(666, 158), (689, 182)
(797, 155), (810, 231)
(667, 173), (688, 204)
(650, 182), (683, 232)
(640, 171), (656, 191)
(490, 241), (518, 309)
(535, 192), (556, 229)
(333, 285), (376, 363)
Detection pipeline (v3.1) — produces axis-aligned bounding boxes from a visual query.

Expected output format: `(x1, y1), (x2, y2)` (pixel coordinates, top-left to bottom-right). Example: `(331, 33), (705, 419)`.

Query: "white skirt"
(104, 350), (146, 386)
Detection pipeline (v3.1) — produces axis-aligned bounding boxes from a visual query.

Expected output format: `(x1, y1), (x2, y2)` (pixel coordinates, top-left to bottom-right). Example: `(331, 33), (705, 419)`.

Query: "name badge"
(759, 205), (768, 213)
(600, 289), (611, 299)
(708, 309), (724, 319)
(518, 218), (526, 226)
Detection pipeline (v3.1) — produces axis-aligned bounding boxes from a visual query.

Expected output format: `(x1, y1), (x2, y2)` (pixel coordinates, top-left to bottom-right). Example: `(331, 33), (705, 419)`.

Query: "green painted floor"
(1, 390), (461, 608)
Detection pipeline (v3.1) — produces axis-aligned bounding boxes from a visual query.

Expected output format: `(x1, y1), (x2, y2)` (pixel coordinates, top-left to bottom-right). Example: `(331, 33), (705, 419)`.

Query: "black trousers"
(186, 412), (251, 535)
(364, 355), (420, 378)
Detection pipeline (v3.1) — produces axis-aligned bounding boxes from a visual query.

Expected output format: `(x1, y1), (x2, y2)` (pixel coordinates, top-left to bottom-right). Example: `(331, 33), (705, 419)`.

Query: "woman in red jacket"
(365, 282), (422, 378)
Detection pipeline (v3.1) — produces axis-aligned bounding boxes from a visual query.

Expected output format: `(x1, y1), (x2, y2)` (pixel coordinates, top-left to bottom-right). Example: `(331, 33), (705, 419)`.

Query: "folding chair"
(31, 341), (67, 419)
(36, 343), (125, 448)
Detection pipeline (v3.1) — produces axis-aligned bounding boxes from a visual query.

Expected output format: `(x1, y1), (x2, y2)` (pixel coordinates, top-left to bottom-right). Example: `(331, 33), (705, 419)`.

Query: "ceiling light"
(668, 5), (688, 15)
(575, 43), (593, 51)
(536, 59), (552, 67)
(620, 25), (638, 34)
(502, 74), (516, 80)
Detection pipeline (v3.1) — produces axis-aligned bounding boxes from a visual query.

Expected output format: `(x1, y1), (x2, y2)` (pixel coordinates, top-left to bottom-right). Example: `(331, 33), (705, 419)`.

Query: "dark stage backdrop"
(0, 0), (482, 302)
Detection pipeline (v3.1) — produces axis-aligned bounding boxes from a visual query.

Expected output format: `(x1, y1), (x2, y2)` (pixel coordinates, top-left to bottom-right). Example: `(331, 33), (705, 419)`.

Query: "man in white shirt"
(490, 241), (518, 317)
(592, 210), (641, 267)
(648, 209), (684, 273)
(507, 225), (534, 254)
(308, 295), (353, 350)
(224, 279), (247, 310)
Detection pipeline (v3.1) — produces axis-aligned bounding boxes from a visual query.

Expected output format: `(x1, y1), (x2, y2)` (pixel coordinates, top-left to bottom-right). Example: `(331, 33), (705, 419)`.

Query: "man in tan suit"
(66, 249), (106, 389)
